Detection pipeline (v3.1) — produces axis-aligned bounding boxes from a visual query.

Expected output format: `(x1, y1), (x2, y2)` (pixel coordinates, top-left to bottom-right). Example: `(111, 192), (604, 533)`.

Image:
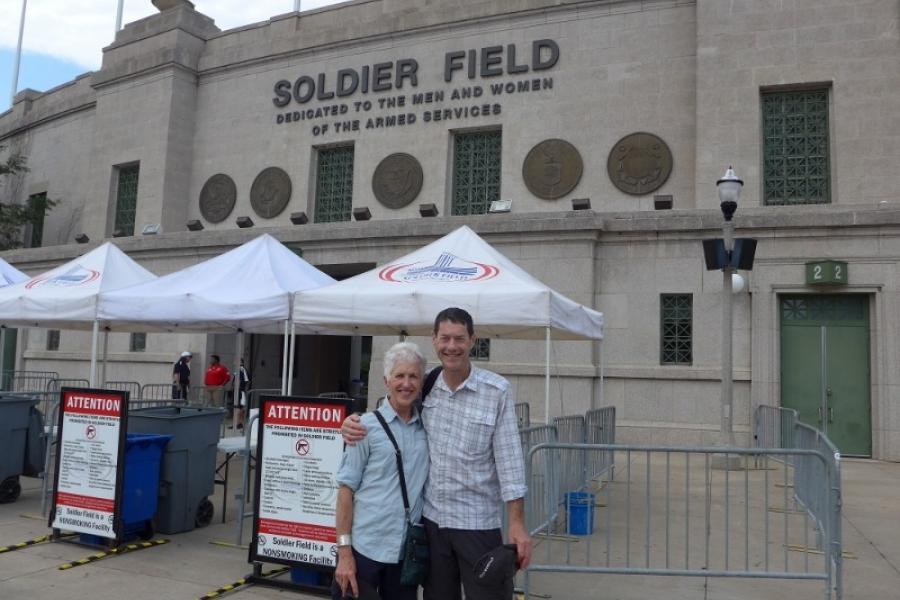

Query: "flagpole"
(115, 0), (125, 33)
(294, 1), (301, 12)
(10, 0), (28, 106)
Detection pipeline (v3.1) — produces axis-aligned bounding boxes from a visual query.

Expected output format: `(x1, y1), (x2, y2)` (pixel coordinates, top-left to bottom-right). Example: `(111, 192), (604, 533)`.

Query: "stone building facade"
(1, 0), (899, 459)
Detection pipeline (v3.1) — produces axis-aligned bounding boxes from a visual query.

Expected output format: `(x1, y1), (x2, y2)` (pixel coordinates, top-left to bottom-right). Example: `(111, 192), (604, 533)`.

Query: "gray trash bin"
(0, 394), (39, 503)
(128, 406), (225, 534)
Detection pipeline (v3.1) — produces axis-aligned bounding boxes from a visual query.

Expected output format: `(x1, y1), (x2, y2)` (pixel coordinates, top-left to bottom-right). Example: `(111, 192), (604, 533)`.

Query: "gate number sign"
(806, 260), (848, 285)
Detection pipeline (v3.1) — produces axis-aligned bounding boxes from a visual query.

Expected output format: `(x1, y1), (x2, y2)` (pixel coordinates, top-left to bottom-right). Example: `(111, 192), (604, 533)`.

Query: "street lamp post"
(717, 166), (743, 448)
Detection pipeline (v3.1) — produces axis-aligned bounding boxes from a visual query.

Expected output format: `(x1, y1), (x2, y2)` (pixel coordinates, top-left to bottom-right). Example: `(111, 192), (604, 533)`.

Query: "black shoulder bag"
(372, 410), (430, 587)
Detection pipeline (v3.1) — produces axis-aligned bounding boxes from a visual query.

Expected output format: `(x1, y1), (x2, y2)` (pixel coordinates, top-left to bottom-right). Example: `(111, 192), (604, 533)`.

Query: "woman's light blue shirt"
(334, 399), (429, 563)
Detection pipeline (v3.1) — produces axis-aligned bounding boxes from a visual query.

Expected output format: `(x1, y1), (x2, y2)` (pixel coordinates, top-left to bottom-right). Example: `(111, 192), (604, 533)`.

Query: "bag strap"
(372, 409), (411, 520)
(414, 366), (443, 413)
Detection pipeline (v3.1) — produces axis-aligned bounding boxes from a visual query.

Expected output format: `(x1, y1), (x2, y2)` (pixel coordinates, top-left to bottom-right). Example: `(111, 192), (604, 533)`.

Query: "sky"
(1, 0), (345, 112)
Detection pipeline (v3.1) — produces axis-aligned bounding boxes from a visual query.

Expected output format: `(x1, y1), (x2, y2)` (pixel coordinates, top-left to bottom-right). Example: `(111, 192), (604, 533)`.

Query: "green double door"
(780, 294), (871, 456)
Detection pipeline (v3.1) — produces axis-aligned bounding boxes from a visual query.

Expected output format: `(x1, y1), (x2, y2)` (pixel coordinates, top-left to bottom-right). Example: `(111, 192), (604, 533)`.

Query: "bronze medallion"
(199, 173), (237, 224)
(250, 167), (292, 219)
(372, 153), (424, 209)
(522, 139), (583, 200)
(607, 132), (673, 195)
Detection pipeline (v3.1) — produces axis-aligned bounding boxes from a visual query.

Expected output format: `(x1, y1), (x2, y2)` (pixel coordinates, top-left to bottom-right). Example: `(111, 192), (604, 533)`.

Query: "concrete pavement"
(1, 456), (898, 599)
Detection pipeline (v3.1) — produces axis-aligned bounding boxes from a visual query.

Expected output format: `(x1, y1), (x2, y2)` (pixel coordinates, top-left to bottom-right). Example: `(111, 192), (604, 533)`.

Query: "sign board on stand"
(49, 388), (128, 544)
(249, 395), (352, 592)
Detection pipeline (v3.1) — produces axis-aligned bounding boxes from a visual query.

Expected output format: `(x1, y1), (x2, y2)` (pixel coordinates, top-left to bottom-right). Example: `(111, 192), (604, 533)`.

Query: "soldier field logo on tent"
(25, 266), (101, 289)
(379, 252), (500, 283)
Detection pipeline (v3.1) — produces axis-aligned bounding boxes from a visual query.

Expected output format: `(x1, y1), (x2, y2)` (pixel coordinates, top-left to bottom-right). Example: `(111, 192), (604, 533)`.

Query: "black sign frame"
(49, 387), (129, 547)
(248, 395), (353, 594)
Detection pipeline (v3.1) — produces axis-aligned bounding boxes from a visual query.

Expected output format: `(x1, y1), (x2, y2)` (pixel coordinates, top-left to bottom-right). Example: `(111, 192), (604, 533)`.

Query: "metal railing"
(755, 404), (798, 453)
(585, 406), (616, 482)
(103, 380), (141, 400)
(524, 443), (842, 600)
(514, 402), (530, 428)
(2, 370), (59, 392)
(554, 415), (586, 495)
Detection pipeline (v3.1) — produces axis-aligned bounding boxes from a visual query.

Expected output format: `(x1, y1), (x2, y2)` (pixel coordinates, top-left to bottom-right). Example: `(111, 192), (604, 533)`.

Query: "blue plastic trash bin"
(78, 433), (171, 546)
(566, 491), (595, 535)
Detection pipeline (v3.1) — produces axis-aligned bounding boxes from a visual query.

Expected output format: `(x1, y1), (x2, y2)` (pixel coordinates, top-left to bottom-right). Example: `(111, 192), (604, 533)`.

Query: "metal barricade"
(524, 443), (842, 600)
(585, 406), (616, 483)
(103, 380), (141, 400)
(2, 370), (59, 393)
(190, 384), (232, 408)
(515, 402), (530, 428)
(519, 425), (559, 535)
(755, 404), (798, 452)
(248, 388), (282, 410)
(554, 415), (586, 495)
(46, 378), (90, 391)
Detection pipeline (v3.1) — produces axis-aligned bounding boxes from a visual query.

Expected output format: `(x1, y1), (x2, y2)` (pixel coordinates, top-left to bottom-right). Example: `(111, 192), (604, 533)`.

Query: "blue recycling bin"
(566, 491), (595, 535)
(78, 433), (171, 546)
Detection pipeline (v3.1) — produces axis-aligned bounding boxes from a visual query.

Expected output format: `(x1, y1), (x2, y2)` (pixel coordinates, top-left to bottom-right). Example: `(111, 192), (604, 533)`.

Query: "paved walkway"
(0, 458), (897, 599)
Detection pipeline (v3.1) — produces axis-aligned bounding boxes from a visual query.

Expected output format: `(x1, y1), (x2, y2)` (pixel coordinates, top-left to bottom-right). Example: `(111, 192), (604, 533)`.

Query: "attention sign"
(250, 396), (352, 571)
(50, 388), (127, 541)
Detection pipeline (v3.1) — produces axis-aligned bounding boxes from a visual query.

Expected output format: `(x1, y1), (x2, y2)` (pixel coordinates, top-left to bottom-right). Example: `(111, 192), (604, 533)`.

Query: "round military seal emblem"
(522, 139), (583, 200)
(250, 167), (292, 219)
(372, 153), (424, 209)
(199, 174), (236, 224)
(607, 132), (673, 196)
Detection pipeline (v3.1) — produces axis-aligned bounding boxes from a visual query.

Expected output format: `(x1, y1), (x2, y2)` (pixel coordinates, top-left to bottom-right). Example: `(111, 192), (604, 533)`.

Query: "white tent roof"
(293, 226), (603, 340)
(0, 258), (28, 287)
(0, 242), (156, 329)
(98, 234), (336, 333)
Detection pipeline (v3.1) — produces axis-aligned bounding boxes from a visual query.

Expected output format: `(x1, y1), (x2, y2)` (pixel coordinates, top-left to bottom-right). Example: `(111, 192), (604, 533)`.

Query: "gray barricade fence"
(248, 388), (282, 410)
(103, 380), (141, 400)
(140, 383), (190, 409)
(515, 402), (530, 428)
(524, 443), (842, 600)
(755, 404), (799, 455)
(554, 415), (587, 497)
(2, 370), (59, 393)
(519, 425), (560, 535)
(585, 406), (616, 482)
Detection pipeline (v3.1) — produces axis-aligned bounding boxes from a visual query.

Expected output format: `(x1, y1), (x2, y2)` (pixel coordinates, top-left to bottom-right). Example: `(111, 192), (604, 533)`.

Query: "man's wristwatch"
(337, 534), (352, 547)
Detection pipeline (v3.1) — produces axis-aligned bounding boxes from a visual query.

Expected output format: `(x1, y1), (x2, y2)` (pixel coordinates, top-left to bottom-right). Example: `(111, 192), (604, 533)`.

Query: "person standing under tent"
(234, 358), (250, 430)
(343, 307), (532, 600)
(172, 351), (192, 400)
(204, 354), (231, 408)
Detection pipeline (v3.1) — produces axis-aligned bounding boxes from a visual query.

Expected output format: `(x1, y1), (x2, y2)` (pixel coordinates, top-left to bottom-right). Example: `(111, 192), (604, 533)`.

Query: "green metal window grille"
(452, 130), (502, 216)
(27, 192), (47, 248)
(130, 332), (147, 352)
(315, 146), (354, 223)
(781, 295), (866, 323)
(114, 164), (140, 236)
(661, 294), (692, 364)
(46, 330), (60, 352)
(470, 338), (491, 362)
(762, 89), (830, 205)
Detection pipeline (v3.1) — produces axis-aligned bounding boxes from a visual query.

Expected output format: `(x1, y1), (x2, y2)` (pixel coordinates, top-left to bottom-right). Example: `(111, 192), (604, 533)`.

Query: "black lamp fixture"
(571, 198), (591, 211)
(653, 195), (673, 210)
(717, 166), (743, 221)
(236, 216), (254, 228)
(352, 207), (372, 221)
(419, 203), (439, 217)
(290, 211), (309, 225)
(75, 233), (90, 244)
(186, 220), (204, 231)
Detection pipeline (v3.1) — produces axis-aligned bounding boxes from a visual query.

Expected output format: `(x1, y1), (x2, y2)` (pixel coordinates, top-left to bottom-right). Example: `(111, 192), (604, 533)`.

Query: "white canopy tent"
(0, 243), (157, 384)
(293, 225), (604, 420)
(99, 234), (338, 393)
(0, 258), (29, 380)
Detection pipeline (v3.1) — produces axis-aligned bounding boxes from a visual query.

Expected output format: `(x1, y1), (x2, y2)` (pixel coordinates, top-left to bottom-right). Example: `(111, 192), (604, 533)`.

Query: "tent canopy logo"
(25, 266), (101, 289)
(379, 252), (500, 283)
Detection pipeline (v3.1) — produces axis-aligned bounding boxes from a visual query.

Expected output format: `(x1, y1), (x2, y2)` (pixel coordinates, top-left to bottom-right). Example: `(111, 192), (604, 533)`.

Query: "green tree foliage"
(0, 147), (56, 250)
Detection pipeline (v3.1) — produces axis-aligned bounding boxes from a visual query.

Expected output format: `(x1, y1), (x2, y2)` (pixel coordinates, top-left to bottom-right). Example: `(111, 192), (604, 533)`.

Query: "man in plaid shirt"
(344, 307), (531, 599)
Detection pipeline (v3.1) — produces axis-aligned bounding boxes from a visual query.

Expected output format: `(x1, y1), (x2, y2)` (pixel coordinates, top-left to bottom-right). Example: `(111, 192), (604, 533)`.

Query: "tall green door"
(780, 295), (871, 456)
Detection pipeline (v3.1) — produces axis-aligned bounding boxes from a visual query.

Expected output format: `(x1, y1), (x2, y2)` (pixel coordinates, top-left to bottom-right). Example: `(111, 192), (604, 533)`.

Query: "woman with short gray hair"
(333, 341), (429, 600)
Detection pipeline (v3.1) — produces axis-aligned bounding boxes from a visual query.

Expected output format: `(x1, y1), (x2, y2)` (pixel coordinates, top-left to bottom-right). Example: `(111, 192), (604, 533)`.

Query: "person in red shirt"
(204, 354), (231, 408)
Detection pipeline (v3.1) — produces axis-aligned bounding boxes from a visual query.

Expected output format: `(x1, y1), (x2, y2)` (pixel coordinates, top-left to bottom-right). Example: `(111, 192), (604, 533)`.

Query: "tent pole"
(100, 328), (109, 386)
(233, 330), (244, 430)
(597, 340), (604, 410)
(545, 327), (551, 424)
(0, 327), (6, 389)
(281, 320), (290, 395)
(287, 321), (296, 395)
(89, 321), (99, 386)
